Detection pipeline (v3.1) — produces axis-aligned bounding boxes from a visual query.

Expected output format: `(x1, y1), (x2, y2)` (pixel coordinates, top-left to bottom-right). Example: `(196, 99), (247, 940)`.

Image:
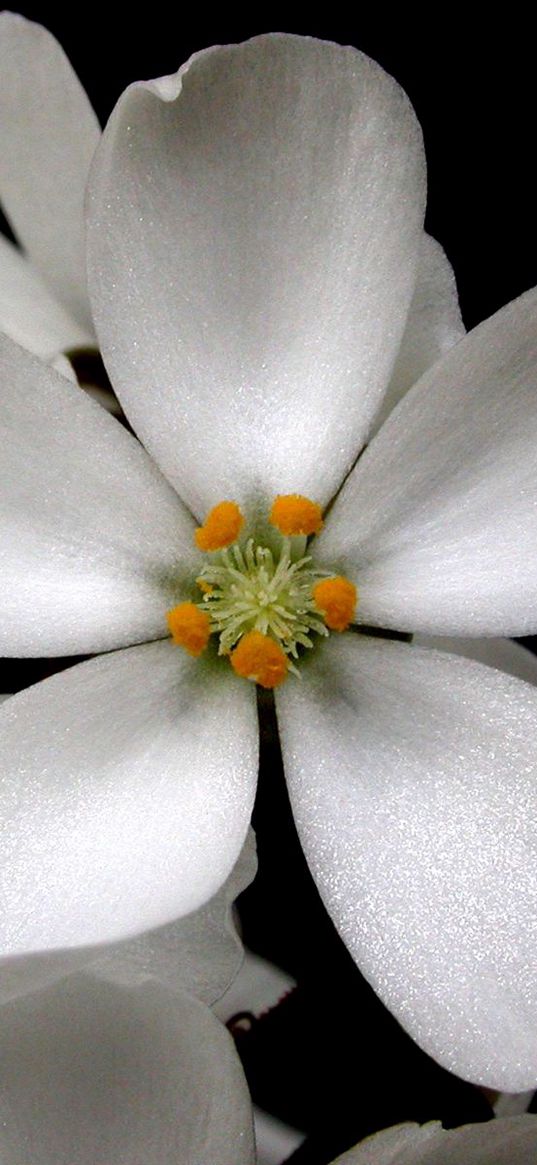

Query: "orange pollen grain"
(230, 631), (289, 689)
(269, 494), (323, 537)
(196, 578), (214, 595)
(167, 602), (210, 657)
(312, 576), (357, 632)
(195, 500), (244, 551)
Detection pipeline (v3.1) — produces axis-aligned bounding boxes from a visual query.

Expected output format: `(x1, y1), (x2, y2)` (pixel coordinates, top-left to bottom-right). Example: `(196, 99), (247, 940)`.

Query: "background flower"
(332, 1117), (537, 1165)
(0, 13), (98, 363)
(0, 971), (255, 1164)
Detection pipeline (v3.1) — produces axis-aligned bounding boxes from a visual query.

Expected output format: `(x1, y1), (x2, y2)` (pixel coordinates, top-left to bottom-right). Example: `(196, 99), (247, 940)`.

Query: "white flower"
(1, 32), (537, 1093)
(0, 801), (257, 1162)
(0, 13), (98, 363)
(332, 1117), (537, 1165)
(0, 970), (255, 1164)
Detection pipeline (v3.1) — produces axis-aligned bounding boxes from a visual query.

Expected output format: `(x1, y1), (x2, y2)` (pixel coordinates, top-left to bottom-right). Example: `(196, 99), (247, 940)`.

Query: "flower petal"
(0, 334), (199, 656)
(87, 34), (425, 518)
(0, 832), (256, 1007)
(0, 974), (255, 1164)
(96, 828), (257, 1005)
(0, 640), (258, 957)
(370, 233), (465, 435)
(215, 949), (295, 1023)
(0, 235), (92, 359)
(333, 1117), (537, 1165)
(276, 635), (537, 1089)
(0, 13), (99, 330)
(414, 635), (537, 685)
(318, 286), (537, 636)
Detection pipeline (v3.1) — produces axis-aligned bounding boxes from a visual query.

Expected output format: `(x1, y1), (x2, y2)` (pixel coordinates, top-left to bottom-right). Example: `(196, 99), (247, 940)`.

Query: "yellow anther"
(197, 578), (214, 595)
(195, 501), (244, 552)
(312, 576), (357, 632)
(269, 494), (323, 537)
(230, 630), (289, 689)
(167, 602), (210, 657)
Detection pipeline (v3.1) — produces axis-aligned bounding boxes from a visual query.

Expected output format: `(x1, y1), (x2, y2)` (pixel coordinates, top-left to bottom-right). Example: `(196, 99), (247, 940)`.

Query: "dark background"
(2, 7), (537, 1162)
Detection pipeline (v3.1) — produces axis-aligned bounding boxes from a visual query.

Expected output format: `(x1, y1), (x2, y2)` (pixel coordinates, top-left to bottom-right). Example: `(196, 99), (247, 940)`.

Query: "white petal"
(414, 635), (537, 685)
(0, 235), (92, 359)
(0, 974), (255, 1165)
(51, 352), (78, 382)
(318, 286), (537, 636)
(253, 1109), (305, 1165)
(0, 334), (199, 656)
(0, 833), (256, 1008)
(215, 949), (295, 1023)
(0, 13), (99, 329)
(87, 34), (425, 518)
(494, 1092), (534, 1116)
(0, 641), (258, 957)
(96, 828), (258, 1005)
(276, 636), (537, 1089)
(333, 1117), (537, 1165)
(370, 233), (465, 435)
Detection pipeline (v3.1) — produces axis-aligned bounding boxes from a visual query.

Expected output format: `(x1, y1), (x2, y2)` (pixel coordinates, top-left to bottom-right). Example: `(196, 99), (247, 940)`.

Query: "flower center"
(167, 496), (357, 688)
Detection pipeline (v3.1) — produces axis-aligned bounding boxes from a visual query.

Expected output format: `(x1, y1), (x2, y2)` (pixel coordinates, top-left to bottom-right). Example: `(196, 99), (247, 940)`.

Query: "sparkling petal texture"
(370, 232), (465, 435)
(0, 641), (258, 956)
(0, 832), (256, 1008)
(0, 12), (99, 330)
(0, 234), (92, 359)
(415, 635), (537, 685)
(277, 636), (537, 1089)
(87, 33), (425, 519)
(0, 974), (255, 1165)
(0, 335), (199, 656)
(333, 1117), (537, 1165)
(318, 286), (537, 636)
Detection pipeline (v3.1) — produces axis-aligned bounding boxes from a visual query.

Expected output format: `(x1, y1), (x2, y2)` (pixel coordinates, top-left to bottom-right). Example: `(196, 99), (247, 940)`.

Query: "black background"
(2, 7), (537, 1162)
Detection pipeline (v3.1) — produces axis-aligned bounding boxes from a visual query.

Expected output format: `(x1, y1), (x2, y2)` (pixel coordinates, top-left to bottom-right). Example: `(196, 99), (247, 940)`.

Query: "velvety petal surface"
(415, 635), (537, 685)
(0, 234), (92, 359)
(276, 635), (537, 1088)
(333, 1117), (537, 1165)
(370, 233), (465, 435)
(0, 335), (199, 656)
(87, 34), (425, 519)
(97, 828), (257, 1004)
(0, 833), (255, 1008)
(318, 287), (537, 636)
(0, 13), (99, 329)
(0, 640), (258, 957)
(0, 974), (255, 1164)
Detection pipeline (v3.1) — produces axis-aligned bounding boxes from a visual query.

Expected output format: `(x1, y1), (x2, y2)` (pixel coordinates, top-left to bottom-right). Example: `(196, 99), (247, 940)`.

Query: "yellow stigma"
(167, 602), (210, 656)
(269, 494), (323, 537)
(195, 501), (244, 552)
(230, 630), (289, 689)
(312, 577), (357, 632)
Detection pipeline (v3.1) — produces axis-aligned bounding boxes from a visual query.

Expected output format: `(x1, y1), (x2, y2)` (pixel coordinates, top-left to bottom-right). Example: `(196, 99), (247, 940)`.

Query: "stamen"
(312, 576), (357, 632)
(195, 500), (244, 551)
(269, 494), (323, 536)
(167, 602), (210, 656)
(167, 500), (358, 686)
(230, 631), (289, 689)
